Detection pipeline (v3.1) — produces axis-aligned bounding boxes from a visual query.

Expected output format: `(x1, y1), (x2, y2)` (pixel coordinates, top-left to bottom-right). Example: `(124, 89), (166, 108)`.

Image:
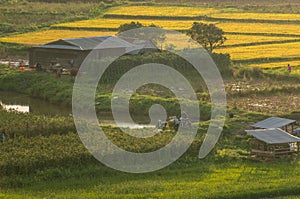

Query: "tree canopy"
(117, 21), (144, 33)
(187, 22), (226, 53)
(117, 21), (165, 50)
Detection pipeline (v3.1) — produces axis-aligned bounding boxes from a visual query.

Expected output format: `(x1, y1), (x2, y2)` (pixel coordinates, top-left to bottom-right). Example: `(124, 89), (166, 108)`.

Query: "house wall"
(29, 48), (90, 69)
(29, 48), (127, 69)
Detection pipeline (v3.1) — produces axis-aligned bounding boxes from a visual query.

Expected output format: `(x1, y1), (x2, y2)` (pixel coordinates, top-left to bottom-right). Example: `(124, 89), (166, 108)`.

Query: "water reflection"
(0, 101), (30, 113)
(0, 91), (71, 116)
(0, 91), (154, 129)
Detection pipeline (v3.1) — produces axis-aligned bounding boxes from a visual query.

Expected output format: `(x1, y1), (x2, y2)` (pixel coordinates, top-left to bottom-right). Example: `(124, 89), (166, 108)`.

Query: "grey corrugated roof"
(34, 36), (133, 51)
(33, 44), (82, 50)
(252, 117), (296, 129)
(93, 36), (134, 49)
(246, 128), (300, 144)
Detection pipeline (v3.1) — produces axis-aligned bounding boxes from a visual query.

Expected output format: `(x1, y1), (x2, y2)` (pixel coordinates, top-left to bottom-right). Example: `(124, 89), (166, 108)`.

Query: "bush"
(0, 23), (16, 33)
(211, 53), (231, 77)
(233, 66), (264, 80)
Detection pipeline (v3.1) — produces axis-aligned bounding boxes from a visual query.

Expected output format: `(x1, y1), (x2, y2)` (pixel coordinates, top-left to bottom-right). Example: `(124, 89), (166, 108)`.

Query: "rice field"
(217, 23), (300, 36)
(2, 6), (300, 63)
(0, 30), (116, 45)
(215, 41), (300, 61)
(223, 35), (300, 46)
(211, 12), (300, 21)
(162, 34), (300, 50)
(106, 6), (220, 17)
(3, 30), (297, 51)
(53, 19), (300, 36)
(248, 60), (300, 68)
(52, 18), (198, 30)
(106, 6), (300, 23)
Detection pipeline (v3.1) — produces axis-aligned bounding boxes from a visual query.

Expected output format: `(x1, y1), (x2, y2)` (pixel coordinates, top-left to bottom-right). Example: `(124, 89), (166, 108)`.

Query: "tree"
(117, 21), (165, 50)
(117, 21), (144, 33)
(187, 22), (226, 53)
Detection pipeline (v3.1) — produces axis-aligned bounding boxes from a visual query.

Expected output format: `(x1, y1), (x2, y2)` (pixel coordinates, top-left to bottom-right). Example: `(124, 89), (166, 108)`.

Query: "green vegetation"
(1, 0), (300, 198)
(187, 22), (227, 53)
(0, 50), (230, 117)
(2, 107), (300, 198)
(0, 2), (101, 35)
(0, 109), (75, 138)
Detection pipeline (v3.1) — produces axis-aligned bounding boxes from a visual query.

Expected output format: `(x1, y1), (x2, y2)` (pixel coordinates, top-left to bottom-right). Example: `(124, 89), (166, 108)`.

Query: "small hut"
(252, 117), (296, 133)
(246, 128), (300, 158)
(29, 36), (159, 69)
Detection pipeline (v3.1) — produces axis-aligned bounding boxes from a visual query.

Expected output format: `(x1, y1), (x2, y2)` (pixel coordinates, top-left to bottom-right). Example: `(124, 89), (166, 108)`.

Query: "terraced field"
(249, 60), (300, 68)
(1, 5), (300, 66)
(0, 30), (116, 45)
(52, 19), (300, 36)
(211, 12), (300, 21)
(106, 6), (220, 17)
(52, 18), (198, 30)
(223, 35), (300, 46)
(216, 41), (300, 61)
(217, 23), (300, 36)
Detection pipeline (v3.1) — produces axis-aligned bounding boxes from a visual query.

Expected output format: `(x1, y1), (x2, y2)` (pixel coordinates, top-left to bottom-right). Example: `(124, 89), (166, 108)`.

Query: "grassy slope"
(2, 160), (300, 199)
(0, 2), (102, 35)
(0, 108), (299, 199)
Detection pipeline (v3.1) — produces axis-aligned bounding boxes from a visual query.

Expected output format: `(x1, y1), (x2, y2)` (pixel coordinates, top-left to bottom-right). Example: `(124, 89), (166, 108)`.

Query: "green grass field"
(2, 160), (300, 199)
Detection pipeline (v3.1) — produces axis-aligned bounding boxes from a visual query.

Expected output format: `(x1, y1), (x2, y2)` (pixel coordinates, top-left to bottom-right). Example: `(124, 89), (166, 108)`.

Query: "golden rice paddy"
(211, 12), (300, 21)
(0, 30), (116, 45)
(249, 60), (300, 68)
(106, 6), (220, 17)
(224, 35), (300, 46)
(216, 41), (300, 61)
(52, 18), (199, 30)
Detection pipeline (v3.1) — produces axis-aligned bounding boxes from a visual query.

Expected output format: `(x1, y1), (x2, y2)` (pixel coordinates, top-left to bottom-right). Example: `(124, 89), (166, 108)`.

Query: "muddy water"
(0, 91), (71, 116)
(0, 91), (154, 129)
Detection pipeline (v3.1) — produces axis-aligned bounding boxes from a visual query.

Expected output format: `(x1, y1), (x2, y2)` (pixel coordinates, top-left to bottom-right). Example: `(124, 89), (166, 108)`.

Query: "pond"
(0, 91), (71, 116)
(0, 91), (155, 129)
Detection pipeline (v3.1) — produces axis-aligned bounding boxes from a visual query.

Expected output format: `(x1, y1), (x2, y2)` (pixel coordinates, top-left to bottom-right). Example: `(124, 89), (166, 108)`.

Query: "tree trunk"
(209, 43), (213, 53)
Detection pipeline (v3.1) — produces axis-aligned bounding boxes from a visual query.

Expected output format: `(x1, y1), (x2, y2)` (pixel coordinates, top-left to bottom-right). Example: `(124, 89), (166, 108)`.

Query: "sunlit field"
(52, 18), (199, 30)
(0, 30), (116, 45)
(249, 60), (300, 68)
(106, 6), (221, 17)
(217, 23), (300, 36)
(223, 35), (300, 46)
(162, 34), (300, 50)
(4, 30), (298, 51)
(211, 12), (300, 21)
(52, 19), (300, 37)
(216, 41), (300, 61)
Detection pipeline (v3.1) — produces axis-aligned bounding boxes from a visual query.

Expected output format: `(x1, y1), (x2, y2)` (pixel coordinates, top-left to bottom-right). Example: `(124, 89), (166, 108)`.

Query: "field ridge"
(104, 14), (300, 25)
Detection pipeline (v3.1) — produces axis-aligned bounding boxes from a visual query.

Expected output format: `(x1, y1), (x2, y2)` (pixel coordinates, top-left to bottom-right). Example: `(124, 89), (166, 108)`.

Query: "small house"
(252, 117), (296, 133)
(246, 128), (300, 158)
(29, 36), (158, 69)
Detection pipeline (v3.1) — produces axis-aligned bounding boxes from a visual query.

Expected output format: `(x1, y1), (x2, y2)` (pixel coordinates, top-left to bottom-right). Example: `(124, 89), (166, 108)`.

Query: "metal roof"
(246, 128), (300, 144)
(34, 36), (134, 51)
(252, 117), (296, 129)
(34, 44), (82, 50)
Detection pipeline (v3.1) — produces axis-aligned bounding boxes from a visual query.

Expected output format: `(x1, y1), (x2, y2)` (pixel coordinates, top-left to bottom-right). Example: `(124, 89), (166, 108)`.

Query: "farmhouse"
(251, 116), (296, 133)
(29, 36), (158, 69)
(246, 128), (300, 158)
